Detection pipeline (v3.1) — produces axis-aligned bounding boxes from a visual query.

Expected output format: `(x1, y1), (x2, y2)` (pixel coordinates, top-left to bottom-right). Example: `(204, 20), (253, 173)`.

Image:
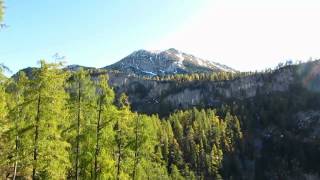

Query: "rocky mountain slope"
(15, 59), (320, 179)
(107, 61), (317, 115)
(22, 59), (320, 116)
(106, 59), (320, 180)
(104, 48), (236, 76)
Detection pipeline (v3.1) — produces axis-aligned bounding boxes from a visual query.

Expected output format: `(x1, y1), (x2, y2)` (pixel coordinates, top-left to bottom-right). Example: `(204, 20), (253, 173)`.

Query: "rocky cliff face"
(105, 60), (320, 179)
(107, 60), (320, 116)
(104, 48), (236, 76)
(15, 59), (320, 179)
(19, 59), (320, 117)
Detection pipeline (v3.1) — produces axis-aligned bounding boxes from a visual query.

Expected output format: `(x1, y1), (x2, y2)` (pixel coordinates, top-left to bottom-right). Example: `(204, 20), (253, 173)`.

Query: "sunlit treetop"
(0, 0), (3, 22)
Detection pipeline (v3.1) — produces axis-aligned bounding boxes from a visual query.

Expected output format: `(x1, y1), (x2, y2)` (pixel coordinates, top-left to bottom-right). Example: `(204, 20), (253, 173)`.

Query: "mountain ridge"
(103, 48), (237, 76)
(10, 57), (320, 180)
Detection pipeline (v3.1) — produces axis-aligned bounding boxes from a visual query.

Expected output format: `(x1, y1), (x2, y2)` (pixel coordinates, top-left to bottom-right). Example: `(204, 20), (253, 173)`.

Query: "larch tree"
(0, 8), (6, 172)
(93, 74), (115, 179)
(132, 114), (143, 180)
(131, 114), (155, 179)
(0, 61), (245, 179)
(24, 61), (70, 179)
(4, 72), (29, 179)
(114, 93), (134, 179)
(208, 144), (223, 179)
(0, 0), (4, 22)
(67, 68), (97, 179)
(132, 115), (170, 180)
(0, 66), (8, 178)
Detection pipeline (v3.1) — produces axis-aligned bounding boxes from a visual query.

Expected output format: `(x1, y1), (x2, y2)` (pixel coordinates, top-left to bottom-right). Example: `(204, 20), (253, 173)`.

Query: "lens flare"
(300, 61), (320, 91)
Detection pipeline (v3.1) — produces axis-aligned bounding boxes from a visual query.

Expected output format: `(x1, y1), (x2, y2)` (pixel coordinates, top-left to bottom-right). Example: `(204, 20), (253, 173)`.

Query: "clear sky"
(1, 0), (320, 74)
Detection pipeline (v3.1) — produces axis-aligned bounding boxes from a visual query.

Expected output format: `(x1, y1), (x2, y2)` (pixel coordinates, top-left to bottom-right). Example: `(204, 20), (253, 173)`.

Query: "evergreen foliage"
(0, 0), (4, 22)
(0, 62), (242, 179)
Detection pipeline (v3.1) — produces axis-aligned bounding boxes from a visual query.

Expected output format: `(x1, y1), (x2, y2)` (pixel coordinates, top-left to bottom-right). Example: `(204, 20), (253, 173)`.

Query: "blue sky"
(1, 0), (320, 74)
(0, 0), (208, 73)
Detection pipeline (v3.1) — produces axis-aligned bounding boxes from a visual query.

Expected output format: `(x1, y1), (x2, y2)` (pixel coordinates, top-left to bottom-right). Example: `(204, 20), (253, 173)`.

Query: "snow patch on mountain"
(142, 70), (157, 76)
(104, 48), (237, 76)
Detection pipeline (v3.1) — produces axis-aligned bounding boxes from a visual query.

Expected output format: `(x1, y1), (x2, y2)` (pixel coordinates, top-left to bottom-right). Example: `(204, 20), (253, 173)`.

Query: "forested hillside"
(107, 60), (319, 116)
(2, 0), (320, 179)
(1, 59), (320, 179)
(0, 61), (242, 179)
(106, 60), (320, 179)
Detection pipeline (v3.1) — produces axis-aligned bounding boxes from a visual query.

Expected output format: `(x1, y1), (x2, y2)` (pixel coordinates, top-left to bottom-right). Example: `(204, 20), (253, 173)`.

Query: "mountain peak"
(133, 48), (180, 55)
(166, 48), (180, 53)
(105, 48), (236, 76)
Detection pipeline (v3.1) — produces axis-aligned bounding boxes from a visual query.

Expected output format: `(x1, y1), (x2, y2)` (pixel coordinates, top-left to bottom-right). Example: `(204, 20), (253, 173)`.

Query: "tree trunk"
(133, 116), (139, 180)
(116, 121), (122, 180)
(75, 82), (81, 180)
(13, 161), (17, 180)
(13, 107), (21, 180)
(32, 92), (41, 180)
(13, 134), (18, 180)
(94, 96), (102, 180)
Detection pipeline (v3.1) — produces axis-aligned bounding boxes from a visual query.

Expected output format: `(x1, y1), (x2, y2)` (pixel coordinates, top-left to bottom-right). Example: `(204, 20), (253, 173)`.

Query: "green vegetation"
(0, 61), (242, 179)
(142, 60), (299, 83)
(227, 86), (320, 179)
(0, 0), (4, 22)
(150, 71), (254, 82)
(107, 60), (320, 179)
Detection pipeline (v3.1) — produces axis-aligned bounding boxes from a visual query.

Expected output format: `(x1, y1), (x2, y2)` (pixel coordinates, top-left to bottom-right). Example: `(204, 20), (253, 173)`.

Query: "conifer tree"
(208, 144), (223, 179)
(131, 115), (163, 179)
(114, 93), (133, 179)
(225, 112), (242, 152)
(93, 74), (115, 179)
(0, 66), (8, 177)
(67, 68), (96, 179)
(25, 61), (70, 179)
(132, 114), (143, 180)
(0, 0), (4, 22)
(185, 127), (197, 169)
(170, 165), (184, 180)
(0, 61), (246, 179)
(4, 72), (28, 179)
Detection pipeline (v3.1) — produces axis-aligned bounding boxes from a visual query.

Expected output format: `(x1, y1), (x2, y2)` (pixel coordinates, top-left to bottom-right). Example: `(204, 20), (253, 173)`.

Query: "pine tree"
(168, 138), (184, 174)
(209, 144), (223, 179)
(185, 127), (197, 169)
(170, 165), (184, 180)
(225, 112), (242, 152)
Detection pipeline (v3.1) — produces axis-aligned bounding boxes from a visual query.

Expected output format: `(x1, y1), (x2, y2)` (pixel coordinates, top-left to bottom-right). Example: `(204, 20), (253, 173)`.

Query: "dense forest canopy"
(2, 1), (320, 179)
(0, 58), (320, 180)
(0, 61), (243, 179)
